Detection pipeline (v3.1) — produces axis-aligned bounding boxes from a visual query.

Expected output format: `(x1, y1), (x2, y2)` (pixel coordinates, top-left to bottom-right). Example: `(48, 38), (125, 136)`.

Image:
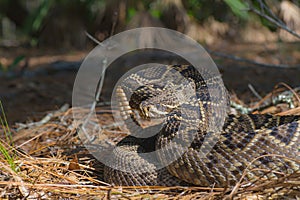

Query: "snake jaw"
(140, 104), (177, 121)
(139, 103), (169, 120)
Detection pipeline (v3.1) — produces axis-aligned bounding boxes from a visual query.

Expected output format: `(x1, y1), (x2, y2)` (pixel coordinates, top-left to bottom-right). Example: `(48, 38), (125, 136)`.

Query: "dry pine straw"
(0, 87), (300, 199)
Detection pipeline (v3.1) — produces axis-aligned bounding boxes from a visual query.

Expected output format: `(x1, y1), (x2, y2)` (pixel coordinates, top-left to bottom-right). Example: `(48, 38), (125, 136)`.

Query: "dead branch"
(248, 0), (300, 39)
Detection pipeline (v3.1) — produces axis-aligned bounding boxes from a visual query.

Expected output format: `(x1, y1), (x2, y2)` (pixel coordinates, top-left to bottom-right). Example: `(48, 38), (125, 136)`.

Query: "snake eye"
(139, 104), (151, 119)
(145, 106), (150, 112)
(144, 106), (151, 118)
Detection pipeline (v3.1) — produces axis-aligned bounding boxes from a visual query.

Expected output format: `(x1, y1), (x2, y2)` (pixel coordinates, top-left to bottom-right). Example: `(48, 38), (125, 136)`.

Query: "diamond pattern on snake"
(104, 64), (300, 187)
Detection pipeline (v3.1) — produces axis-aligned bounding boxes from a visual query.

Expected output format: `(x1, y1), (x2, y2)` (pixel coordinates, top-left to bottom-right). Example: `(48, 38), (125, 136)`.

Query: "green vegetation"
(0, 55), (25, 73)
(224, 0), (249, 19)
(0, 0), (298, 47)
(0, 101), (17, 172)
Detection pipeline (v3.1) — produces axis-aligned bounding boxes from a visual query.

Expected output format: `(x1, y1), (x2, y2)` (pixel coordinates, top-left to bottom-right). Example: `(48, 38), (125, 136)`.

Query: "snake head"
(129, 84), (180, 120)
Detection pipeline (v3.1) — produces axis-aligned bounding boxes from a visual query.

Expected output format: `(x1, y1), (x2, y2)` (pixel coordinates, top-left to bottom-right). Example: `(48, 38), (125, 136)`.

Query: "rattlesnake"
(103, 65), (300, 187)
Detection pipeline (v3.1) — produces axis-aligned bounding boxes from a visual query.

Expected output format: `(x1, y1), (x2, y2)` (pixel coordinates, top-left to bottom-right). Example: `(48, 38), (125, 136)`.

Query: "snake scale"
(103, 65), (300, 187)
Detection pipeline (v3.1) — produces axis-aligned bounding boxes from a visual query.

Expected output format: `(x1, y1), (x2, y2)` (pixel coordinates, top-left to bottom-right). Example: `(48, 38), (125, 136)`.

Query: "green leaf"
(0, 62), (5, 72)
(127, 7), (137, 22)
(8, 55), (25, 71)
(224, 0), (249, 20)
(23, 0), (53, 35)
(149, 9), (161, 19)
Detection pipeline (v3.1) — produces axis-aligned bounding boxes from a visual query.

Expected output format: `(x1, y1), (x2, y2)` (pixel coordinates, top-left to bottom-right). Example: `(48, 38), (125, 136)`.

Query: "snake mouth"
(139, 103), (177, 120)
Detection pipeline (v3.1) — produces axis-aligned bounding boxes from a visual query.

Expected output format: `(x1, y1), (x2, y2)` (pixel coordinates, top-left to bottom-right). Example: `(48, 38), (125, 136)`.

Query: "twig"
(15, 104), (69, 130)
(227, 154), (299, 199)
(80, 30), (114, 142)
(85, 31), (103, 46)
(248, 0), (300, 39)
(274, 82), (300, 105)
(248, 84), (262, 100)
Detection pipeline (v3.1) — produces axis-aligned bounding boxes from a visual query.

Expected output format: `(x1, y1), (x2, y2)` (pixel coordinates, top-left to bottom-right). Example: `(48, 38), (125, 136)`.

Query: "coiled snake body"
(104, 65), (300, 187)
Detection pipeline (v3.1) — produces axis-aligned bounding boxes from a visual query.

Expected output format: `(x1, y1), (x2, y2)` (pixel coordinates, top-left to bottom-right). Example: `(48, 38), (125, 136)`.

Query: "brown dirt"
(0, 42), (299, 124)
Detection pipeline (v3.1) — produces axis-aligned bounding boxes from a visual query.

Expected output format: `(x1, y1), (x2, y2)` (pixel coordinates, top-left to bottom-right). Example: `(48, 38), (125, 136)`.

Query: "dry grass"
(0, 86), (300, 199)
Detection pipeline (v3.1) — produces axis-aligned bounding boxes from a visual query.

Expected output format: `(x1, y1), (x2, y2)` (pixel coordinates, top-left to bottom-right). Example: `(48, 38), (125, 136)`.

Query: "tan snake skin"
(104, 65), (300, 187)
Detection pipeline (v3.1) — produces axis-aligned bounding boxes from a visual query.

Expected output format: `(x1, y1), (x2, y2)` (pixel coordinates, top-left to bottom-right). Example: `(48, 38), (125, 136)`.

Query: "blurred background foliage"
(0, 0), (299, 49)
(0, 0), (299, 125)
